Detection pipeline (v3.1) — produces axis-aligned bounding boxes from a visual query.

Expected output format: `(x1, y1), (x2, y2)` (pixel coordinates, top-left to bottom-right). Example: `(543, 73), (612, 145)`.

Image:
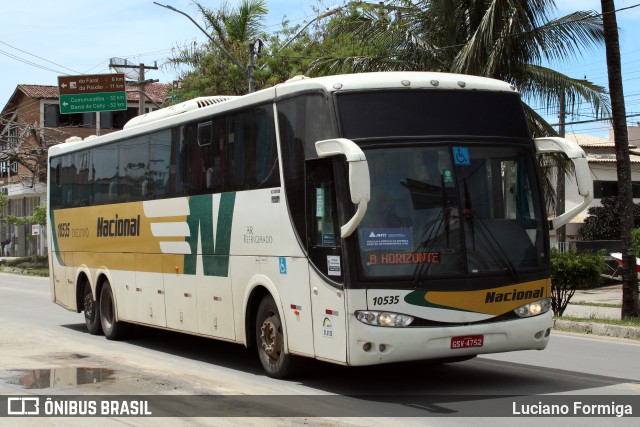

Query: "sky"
(1, 0), (640, 139)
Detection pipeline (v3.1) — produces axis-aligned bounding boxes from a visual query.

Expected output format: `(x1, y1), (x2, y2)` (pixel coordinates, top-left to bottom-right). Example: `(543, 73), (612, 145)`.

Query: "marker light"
(355, 311), (414, 327)
(513, 298), (551, 318)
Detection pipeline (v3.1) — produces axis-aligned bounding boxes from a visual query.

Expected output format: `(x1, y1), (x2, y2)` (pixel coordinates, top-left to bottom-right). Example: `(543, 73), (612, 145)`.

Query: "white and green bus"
(48, 72), (591, 378)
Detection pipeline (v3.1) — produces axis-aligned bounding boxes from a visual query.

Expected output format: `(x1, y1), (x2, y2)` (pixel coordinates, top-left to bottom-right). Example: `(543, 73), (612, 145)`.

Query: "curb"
(553, 319), (640, 340)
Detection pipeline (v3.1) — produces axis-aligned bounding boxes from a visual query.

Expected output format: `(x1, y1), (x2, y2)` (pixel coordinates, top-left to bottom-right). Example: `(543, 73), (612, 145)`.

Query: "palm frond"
(516, 64), (610, 120)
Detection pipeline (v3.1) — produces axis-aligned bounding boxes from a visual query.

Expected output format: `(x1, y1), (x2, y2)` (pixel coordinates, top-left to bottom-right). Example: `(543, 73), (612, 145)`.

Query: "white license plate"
(451, 335), (484, 349)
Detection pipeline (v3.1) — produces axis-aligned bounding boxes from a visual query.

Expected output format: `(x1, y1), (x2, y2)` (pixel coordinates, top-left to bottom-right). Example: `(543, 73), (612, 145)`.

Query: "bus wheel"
(256, 296), (296, 378)
(99, 280), (130, 340)
(83, 282), (103, 335)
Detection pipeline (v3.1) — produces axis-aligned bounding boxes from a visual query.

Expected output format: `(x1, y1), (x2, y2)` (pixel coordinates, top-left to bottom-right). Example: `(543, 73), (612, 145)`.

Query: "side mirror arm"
(535, 137), (593, 230)
(315, 138), (370, 238)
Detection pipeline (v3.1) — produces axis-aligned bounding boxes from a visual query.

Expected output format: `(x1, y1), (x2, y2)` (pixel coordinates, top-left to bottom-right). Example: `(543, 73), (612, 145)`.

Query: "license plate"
(451, 335), (484, 349)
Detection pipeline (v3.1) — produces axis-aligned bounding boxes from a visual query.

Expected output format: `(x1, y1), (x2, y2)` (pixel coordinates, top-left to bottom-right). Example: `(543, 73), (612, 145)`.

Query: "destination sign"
(58, 73), (127, 114)
(59, 93), (127, 114)
(58, 73), (125, 95)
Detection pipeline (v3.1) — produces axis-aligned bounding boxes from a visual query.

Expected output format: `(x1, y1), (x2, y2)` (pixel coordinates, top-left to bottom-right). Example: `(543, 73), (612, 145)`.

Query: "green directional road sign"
(59, 92), (127, 114)
(58, 73), (127, 114)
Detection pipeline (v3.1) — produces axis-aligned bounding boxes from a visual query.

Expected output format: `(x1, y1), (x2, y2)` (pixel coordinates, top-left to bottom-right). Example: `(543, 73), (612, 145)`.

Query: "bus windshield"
(357, 144), (545, 284)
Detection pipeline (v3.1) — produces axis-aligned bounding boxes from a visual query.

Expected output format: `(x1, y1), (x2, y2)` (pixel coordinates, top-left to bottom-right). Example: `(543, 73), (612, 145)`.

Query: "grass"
(0, 255), (49, 276)
(570, 301), (622, 309)
(556, 315), (640, 327)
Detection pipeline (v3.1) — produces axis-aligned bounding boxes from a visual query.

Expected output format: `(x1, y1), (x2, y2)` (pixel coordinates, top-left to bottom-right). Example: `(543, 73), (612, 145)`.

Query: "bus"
(48, 72), (592, 378)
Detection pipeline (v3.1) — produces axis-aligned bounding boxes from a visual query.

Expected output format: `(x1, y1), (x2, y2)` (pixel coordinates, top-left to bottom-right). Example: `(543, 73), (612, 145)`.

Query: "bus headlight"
(355, 311), (414, 327)
(513, 298), (551, 318)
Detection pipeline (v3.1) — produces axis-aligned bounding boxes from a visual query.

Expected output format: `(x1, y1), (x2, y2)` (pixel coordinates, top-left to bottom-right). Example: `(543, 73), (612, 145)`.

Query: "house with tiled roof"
(0, 80), (170, 256)
(555, 126), (640, 241)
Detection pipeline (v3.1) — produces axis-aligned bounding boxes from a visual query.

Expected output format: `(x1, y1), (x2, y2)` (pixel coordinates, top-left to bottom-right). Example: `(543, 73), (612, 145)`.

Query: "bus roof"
(273, 71), (516, 98)
(48, 71), (517, 157)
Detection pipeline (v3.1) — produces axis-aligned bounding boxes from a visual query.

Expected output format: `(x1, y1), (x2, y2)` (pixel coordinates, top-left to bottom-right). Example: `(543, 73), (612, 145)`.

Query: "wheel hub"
(260, 316), (282, 360)
(84, 292), (94, 318)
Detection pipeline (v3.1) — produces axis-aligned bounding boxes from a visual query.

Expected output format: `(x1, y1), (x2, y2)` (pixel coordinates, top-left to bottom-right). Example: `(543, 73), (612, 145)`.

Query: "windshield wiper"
(463, 180), (518, 279)
(412, 208), (447, 287)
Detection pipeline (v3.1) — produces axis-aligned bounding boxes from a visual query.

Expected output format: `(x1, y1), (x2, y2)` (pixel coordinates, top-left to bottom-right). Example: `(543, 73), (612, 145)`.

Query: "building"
(0, 81), (170, 257)
(554, 125), (640, 241)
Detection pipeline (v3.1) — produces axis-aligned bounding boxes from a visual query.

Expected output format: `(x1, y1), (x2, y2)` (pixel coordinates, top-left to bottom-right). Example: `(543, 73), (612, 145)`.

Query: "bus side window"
(49, 158), (62, 209)
(148, 129), (171, 198)
(184, 123), (204, 194)
(227, 106), (279, 192)
(169, 126), (185, 197)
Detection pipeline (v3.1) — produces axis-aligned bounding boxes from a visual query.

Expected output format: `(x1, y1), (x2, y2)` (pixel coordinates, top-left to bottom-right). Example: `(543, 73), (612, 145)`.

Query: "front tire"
(99, 280), (130, 340)
(83, 282), (102, 335)
(255, 295), (296, 378)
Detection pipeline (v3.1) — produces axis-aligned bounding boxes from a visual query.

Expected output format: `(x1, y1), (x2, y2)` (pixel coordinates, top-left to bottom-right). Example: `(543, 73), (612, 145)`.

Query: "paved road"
(1, 273), (639, 426)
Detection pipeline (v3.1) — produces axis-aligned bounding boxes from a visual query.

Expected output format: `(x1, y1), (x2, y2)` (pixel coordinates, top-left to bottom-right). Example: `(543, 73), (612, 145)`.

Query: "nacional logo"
(96, 214), (141, 237)
(484, 287), (545, 304)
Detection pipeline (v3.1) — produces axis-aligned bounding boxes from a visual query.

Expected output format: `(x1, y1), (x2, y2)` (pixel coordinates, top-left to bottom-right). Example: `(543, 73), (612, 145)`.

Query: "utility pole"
(247, 41), (258, 94)
(109, 60), (159, 116)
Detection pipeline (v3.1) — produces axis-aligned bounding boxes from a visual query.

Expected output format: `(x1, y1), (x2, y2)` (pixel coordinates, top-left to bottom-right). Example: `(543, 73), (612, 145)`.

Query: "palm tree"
(167, 0), (268, 96)
(312, 0), (610, 137)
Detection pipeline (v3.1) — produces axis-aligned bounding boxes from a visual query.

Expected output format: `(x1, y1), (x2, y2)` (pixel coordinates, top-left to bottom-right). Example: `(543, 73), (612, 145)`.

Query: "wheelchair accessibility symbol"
(453, 147), (470, 165)
(279, 257), (287, 274)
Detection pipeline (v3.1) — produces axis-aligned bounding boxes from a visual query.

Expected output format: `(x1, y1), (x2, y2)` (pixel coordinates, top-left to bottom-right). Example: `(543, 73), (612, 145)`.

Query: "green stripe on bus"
(49, 210), (65, 266)
(184, 192), (236, 277)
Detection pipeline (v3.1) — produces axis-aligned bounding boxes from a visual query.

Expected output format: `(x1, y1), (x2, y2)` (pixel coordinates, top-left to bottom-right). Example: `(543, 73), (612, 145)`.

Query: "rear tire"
(83, 282), (103, 335)
(255, 295), (297, 378)
(99, 280), (131, 340)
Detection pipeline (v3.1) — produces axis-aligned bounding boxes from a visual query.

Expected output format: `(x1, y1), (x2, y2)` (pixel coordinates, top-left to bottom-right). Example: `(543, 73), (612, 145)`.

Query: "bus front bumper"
(346, 311), (553, 366)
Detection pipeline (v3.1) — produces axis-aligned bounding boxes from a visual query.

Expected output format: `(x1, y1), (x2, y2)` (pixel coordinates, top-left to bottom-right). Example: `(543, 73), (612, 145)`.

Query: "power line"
(0, 40), (82, 75)
(549, 113), (640, 126)
(0, 49), (69, 75)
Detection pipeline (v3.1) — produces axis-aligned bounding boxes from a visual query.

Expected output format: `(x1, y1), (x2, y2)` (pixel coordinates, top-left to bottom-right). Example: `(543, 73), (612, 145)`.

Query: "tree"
(312, 0), (610, 137)
(600, 0), (640, 319)
(550, 248), (605, 316)
(0, 193), (45, 227)
(167, 0), (269, 97)
(0, 115), (64, 186)
(579, 196), (640, 241)
(166, 0), (342, 98)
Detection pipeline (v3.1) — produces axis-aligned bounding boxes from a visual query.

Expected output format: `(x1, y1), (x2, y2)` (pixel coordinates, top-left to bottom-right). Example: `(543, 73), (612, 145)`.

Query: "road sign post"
(57, 74), (126, 114)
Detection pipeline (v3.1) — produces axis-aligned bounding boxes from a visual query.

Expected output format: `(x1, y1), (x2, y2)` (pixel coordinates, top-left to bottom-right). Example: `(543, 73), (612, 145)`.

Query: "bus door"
(306, 158), (347, 363)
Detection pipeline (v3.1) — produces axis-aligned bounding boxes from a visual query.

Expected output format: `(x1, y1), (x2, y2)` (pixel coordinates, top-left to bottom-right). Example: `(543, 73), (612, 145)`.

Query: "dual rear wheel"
(82, 279), (129, 340)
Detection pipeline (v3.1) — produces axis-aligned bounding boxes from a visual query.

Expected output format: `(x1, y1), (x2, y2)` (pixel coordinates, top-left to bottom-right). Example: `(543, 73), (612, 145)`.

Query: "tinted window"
(148, 130), (172, 198)
(594, 180), (640, 198)
(120, 137), (149, 201)
(278, 94), (335, 245)
(49, 103), (281, 208)
(337, 90), (530, 139)
(93, 144), (119, 205)
(228, 105), (279, 191)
